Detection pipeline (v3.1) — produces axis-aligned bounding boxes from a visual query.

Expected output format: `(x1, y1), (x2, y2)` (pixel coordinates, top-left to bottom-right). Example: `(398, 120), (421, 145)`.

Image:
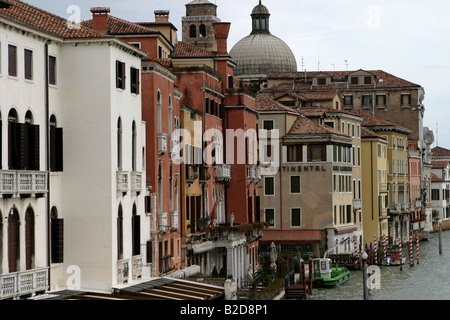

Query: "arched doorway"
(8, 207), (20, 273)
(25, 207), (35, 270)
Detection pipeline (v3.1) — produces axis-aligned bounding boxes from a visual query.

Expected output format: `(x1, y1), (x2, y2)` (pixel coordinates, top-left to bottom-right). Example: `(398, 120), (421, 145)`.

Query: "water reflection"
(309, 230), (450, 300)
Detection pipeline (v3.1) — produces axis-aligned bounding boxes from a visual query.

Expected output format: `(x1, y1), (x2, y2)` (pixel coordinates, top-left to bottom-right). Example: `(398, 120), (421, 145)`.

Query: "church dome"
(229, 1), (297, 79)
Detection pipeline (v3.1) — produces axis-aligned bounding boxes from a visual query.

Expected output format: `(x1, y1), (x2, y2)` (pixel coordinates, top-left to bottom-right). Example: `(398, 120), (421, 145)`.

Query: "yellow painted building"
(355, 110), (412, 244)
(361, 127), (389, 244)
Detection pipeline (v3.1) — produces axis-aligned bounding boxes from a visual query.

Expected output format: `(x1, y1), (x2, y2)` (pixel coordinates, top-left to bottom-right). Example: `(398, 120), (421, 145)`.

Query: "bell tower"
(182, 0), (221, 51)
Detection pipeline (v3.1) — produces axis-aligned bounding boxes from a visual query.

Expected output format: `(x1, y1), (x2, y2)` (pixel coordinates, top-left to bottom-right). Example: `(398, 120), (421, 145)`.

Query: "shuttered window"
(116, 60), (126, 89)
(132, 214), (141, 256)
(50, 126), (63, 171)
(48, 56), (56, 85)
(130, 67), (140, 95)
(51, 218), (64, 264)
(146, 241), (152, 264)
(8, 44), (17, 77)
(24, 49), (33, 80)
(264, 176), (275, 196)
(8, 122), (39, 171)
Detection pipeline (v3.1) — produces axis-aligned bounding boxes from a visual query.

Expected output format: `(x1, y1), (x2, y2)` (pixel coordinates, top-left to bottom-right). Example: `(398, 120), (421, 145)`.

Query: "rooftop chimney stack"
(90, 7), (110, 34)
(213, 22), (231, 56)
(154, 10), (170, 23)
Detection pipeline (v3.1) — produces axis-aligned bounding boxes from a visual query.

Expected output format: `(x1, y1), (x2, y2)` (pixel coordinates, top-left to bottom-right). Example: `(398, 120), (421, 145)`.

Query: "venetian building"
(229, 1), (297, 86)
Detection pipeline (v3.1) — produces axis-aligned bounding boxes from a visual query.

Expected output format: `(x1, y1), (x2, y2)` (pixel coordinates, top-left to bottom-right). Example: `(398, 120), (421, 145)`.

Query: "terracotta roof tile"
(172, 41), (216, 58)
(287, 115), (349, 137)
(432, 146), (450, 157)
(361, 127), (387, 140)
(0, 0), (106, 39)
(82, 15), (159, 35)
(432, 161), (449, 169)
(432, 174), (444, 182)
(255, 94), (300, 113)
(267, 70), (421, 89)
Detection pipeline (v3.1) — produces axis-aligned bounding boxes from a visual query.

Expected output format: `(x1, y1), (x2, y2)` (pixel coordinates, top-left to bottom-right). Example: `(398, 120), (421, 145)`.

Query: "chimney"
(154, 10), (170, 23)
(90, 7), (110, 34)
(213, 22), (231, 56)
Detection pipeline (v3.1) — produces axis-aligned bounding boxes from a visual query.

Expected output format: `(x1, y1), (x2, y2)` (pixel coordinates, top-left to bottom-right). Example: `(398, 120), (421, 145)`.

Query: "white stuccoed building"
(0, 0), (149, 298)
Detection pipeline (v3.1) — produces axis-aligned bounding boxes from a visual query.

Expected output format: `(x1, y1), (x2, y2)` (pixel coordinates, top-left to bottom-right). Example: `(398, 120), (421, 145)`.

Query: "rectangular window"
(24, 49), (33, 80)
(343, 95), (353, 106)
(350, 77), (358, 85)
(116, 60), (125, 89)
(51, 218), (64, 263)
(265, 208), (275, 227)
(263, 119), (274, 131)
(50, 126), (63, 172)
(378, 144), (382, 157)
(376, 94), (386, 106)
(364, 76), (372, 85)
(290, 176), (301, 194)
(287, 145), (303, 162)
(48, 55), (57, 85)
(8, 44), (17, 77)
(431, 189), (440, 201)
(401, 94), (411, 106)
(357, 125), (360, 138)
(317, 78), (326, 85)
(308, 144), (326, 162)
(324, 121), (335, 128)
(291, 208), (301, 227)
(346, 205), (352, 223)
(264, 176), (275, 196)
(130, 67), (140, 94)
(362, 95), (372, 107)
(357, 147), (361, 166)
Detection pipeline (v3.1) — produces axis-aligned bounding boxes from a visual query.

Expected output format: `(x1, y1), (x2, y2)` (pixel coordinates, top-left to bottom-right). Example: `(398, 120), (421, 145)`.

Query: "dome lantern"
(251, 0), (270, 34)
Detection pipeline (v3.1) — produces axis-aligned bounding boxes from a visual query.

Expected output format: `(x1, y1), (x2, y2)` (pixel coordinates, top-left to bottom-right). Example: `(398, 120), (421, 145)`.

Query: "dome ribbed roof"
(252, 2), (269, 15)
(230, 33), (297, 78)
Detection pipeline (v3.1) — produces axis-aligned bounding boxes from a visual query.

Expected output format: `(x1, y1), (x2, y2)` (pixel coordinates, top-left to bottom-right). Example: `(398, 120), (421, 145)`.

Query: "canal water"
(309, 230), (450, 300)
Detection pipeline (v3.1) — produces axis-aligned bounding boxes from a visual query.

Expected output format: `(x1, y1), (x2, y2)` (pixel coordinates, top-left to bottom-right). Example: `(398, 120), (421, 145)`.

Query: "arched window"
(8, 109), (19, 170)
(157, 91), (162, 134)
(51, 207), (64, 264)
(117, 118), (122, 170)
(50, 115), (63, 172)
(132, 121), (137, 171)
(199, 24), (206, 37)
(132, 203), (140, 256)
(25, 207), (35, 270)
(117, 204), (123, 260)
(8, 207), (20, 273)
(189, 24), (197, 38)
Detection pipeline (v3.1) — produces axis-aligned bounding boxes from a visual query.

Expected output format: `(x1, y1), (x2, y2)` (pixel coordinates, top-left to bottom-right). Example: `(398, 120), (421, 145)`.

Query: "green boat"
(312, 258), (350, 288)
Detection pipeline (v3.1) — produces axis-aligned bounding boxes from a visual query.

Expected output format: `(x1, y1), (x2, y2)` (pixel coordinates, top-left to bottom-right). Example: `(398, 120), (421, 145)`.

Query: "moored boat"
(312, 258), (350, 288)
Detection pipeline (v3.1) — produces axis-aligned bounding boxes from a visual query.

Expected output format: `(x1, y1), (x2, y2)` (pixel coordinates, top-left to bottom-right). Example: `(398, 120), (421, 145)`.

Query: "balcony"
(170, 210), (179, 230)
(353, 199), (362, 210)
(117, 259), (130, 284)
(185, 164), (199, 184)
(215, 164), (231, 182)
(132, 255), (143, 280)
(0, 171), (48, 198)
(0, 267), (48, 300)
(117, 171), (129, 193)
(131, 172), (143, 193)
(159, 212), (169, 232)
(157, 133), (168, 155)
(198, 165), (211, 184)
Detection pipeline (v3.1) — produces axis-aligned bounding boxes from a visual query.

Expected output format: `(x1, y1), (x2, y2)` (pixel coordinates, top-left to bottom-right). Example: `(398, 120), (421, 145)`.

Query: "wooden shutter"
(48, 56), (56, 85)
(18, 123), (28, 170)
(8, 122), (18, 169)
(28, 124), (39, 170)
(8, 45), (17, 77)
(50, 127), (63, 172)
(248, 196), (253, 223)
(8, 215), (18, 272)
(25, 213), (34, 270)
(51, 218), (64, 263)
(24, 49), (33, 80)
(121, 62), (126, 89)
(255, 196), (260, 222)
(132, 215), (141, 256)
(117, 215), (123, 260)
(116, 60), (121, 88)
(146, 241), (153, 264)
(186, 196), (190, 221)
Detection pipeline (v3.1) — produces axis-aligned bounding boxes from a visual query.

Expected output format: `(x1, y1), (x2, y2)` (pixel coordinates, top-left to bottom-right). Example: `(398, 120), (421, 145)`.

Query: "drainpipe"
(45, 40), (51, 289)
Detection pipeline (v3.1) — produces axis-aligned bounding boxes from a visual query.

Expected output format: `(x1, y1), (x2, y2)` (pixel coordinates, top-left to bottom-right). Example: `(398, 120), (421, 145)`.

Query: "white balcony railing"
(353, 199), (362, 210)
(0, 171), (48, 197)
(215, 164), (231, 182)
(132, 255), (143, 280)
(170, 210), (179, 230)
(157, 133), (168, 155)
(131, 172), (143, 193)
(0, 267), (48, 300)
(117, 171), (129, 192)
(117, 259), (130, 284)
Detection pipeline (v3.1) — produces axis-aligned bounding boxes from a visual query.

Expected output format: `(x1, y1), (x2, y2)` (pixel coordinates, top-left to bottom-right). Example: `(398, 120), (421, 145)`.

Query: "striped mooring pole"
(383, 234), (387, 263)
(409, 235), (414, 267)
(301, 259), (306, 296)
(374, 236), (378, 265)
(416, 235), (420, 265)
(308, 256), (313, 296)
(399, 237), (403, 271)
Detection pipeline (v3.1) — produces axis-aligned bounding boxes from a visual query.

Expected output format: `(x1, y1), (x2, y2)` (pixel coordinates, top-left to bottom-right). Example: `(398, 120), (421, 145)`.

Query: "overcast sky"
(26, 0), (450, 149)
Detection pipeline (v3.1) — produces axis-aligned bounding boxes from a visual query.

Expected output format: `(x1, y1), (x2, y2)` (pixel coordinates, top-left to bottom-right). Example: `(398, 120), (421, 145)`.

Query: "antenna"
(332, 64), (335, 71)
(436, 122), (439, 147)
(344, 60), (349, 71)
(318, 55), (320, 71)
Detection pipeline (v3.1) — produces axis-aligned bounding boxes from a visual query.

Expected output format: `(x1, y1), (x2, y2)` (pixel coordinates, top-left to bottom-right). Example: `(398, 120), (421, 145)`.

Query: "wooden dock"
(285, 284), (308, 300)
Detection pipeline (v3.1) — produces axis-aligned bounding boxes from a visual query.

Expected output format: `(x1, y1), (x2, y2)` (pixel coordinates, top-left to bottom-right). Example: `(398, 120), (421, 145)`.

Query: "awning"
(260, 229), (322, 243)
